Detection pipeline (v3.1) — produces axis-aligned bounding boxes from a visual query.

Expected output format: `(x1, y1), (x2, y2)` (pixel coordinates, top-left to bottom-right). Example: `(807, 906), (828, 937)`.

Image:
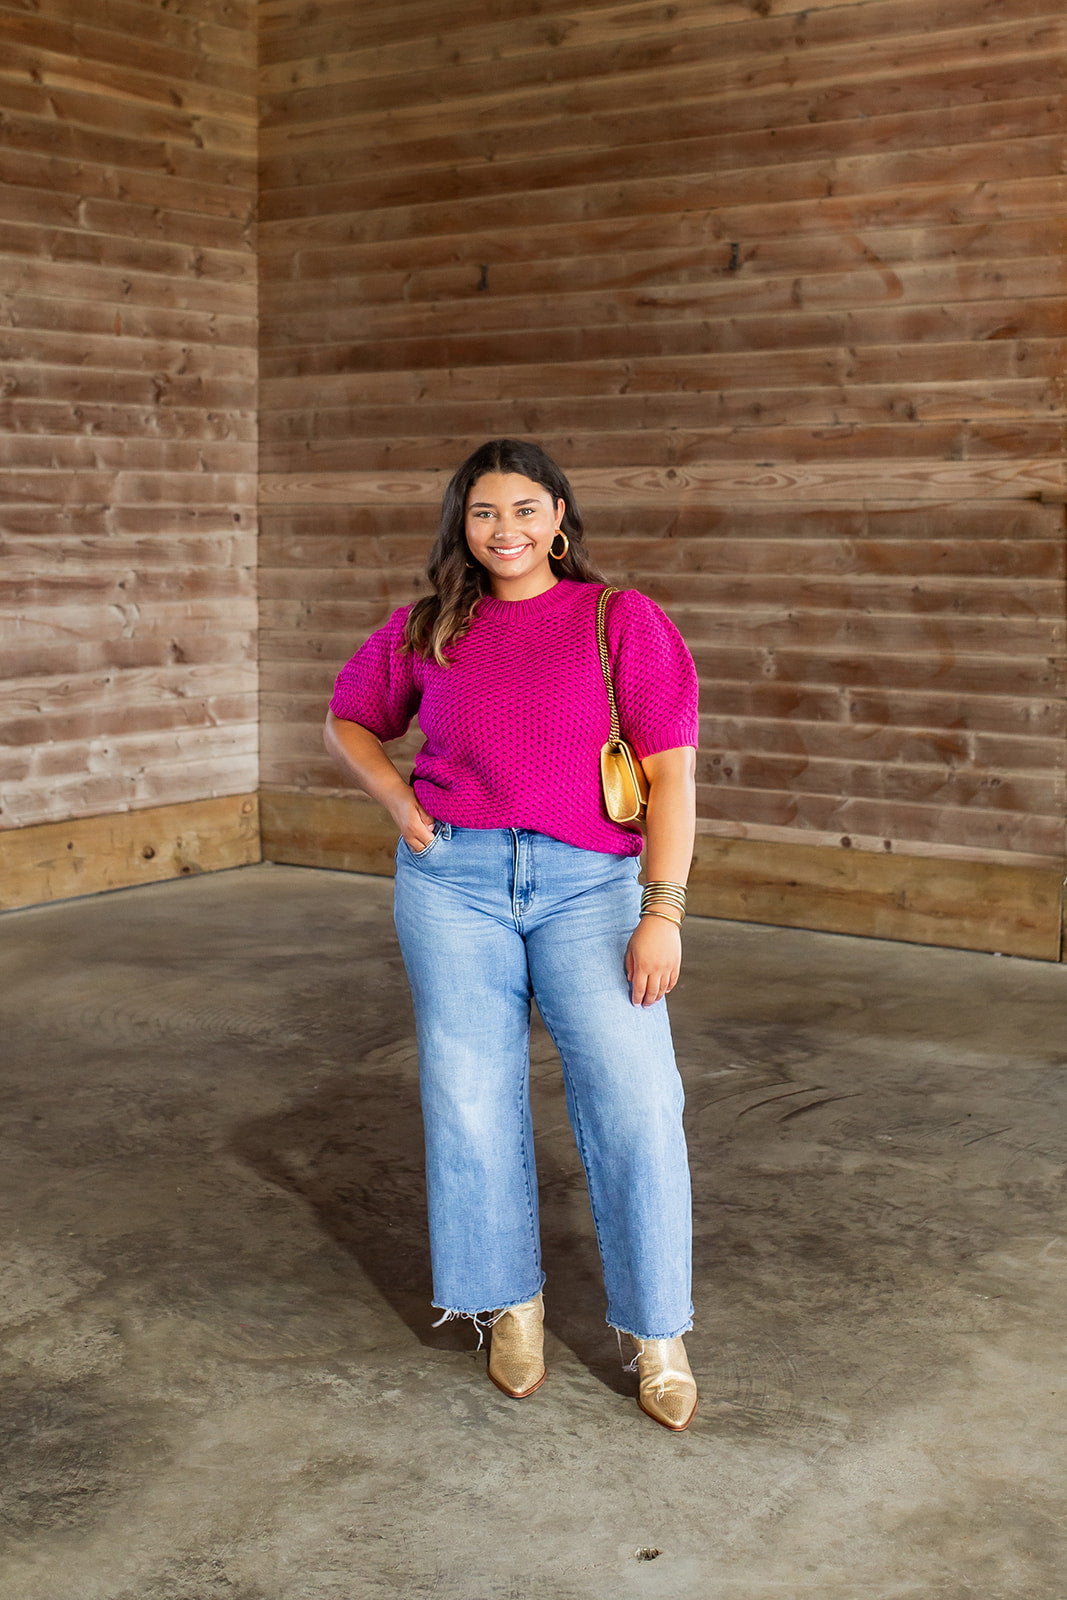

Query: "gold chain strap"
(596, 586), (621, 748)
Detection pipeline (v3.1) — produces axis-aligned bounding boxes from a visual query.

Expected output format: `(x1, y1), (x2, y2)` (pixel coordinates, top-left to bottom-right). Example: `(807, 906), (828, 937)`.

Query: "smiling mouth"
(488, 544), (531, 559)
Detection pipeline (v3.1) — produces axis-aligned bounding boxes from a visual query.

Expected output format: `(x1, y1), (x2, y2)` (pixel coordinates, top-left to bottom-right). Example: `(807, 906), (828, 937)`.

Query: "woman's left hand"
(625, 914), (682, 1008)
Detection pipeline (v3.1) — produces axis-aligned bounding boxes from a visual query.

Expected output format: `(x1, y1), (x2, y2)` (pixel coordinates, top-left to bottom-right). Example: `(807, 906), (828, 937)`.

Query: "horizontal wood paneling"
(0, 0), (258, 834)
(258, 6), (1064, 129)
(258, 0), (1066, 894)
(259, 464), (1067, 502)
(261, 81), (1067, 185)
(5, 0), (1050, 933)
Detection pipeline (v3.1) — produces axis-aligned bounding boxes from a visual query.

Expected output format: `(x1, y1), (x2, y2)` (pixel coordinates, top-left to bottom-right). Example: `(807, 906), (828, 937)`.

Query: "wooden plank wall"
(0, 0), (259, 836)
(257, 0), (1067, 950)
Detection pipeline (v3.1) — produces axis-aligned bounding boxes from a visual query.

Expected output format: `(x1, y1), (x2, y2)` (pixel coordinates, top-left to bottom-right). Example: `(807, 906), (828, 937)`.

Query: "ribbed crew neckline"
(477, 578), (583, 621)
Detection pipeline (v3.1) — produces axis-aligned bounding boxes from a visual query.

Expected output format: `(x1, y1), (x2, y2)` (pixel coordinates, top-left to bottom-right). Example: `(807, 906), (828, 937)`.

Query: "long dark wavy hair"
(403, 438), (605, 665)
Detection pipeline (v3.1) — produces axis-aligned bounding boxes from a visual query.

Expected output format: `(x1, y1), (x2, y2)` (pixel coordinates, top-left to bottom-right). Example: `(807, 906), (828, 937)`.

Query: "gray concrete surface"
(0, 862), (1063, 1600)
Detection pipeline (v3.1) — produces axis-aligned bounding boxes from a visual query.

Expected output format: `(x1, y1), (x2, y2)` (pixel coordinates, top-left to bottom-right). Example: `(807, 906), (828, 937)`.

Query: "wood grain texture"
(5, 0), (1063, 945)
(0, 0), (258, 833)
(258, 0), (1066, 897)
(258, 789), (1064, 960)
(260, 788), (402, 880)
(259, 463), (1067, 504)
(0, 793), (260, 912)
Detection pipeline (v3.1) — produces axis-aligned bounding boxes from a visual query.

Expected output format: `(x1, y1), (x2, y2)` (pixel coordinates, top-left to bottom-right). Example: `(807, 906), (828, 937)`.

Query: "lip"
(487, 543), (532, 560)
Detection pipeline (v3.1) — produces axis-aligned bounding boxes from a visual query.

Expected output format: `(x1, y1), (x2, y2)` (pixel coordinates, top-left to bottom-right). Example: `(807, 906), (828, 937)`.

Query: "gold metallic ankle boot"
(487, 1293), (546, 1398)
(631, 1335), (698, 1431)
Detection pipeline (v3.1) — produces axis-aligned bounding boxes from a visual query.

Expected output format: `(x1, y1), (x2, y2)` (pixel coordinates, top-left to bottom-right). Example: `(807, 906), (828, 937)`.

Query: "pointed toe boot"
(631, 1335), (698, 1431)
(487, 1292), (546, 1398)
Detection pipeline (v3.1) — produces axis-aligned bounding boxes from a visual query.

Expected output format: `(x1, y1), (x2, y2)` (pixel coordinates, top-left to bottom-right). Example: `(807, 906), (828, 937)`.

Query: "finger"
(642, 971), (672, 1007)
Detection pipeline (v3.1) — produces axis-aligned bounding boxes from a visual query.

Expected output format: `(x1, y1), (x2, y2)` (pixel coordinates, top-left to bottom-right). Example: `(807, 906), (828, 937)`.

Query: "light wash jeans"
(393, 823), (693, 1341)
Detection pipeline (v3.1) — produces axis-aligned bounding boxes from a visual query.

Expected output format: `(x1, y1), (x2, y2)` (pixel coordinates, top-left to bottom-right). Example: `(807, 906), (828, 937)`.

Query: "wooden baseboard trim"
(10, 788), (1058, 957)
(686, 835), (1063, 961)
(259, 788), (1064, 961)
(260, 787), (399, 877)
(0, 794), (261, 913)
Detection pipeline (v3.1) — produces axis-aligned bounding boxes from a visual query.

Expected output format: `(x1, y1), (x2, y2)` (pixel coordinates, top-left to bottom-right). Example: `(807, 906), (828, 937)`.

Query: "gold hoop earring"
(550, 530), (569, 561)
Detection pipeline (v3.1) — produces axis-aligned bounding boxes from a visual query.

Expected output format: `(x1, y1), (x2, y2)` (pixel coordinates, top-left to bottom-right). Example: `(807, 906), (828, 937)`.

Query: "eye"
(517, 506), (535, 515)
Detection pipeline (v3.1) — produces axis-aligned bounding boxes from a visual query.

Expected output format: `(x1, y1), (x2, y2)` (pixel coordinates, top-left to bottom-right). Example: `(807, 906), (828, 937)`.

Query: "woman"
(324, 439), (699, 1430)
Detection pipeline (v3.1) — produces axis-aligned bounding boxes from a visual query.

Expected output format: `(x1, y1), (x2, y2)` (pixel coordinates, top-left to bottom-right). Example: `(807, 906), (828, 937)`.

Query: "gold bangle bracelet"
(641, 909), (683, 928)
(641, 894), (686, 922)
(641, 882), (687, 904)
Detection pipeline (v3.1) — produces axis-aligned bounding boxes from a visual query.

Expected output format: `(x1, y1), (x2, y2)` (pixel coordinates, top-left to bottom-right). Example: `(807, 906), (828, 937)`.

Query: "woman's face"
(464, 472), (566, 602)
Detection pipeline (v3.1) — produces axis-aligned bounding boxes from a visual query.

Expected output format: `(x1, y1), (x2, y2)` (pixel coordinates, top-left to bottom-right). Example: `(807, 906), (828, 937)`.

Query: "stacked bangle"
(640, 882), (687, 926)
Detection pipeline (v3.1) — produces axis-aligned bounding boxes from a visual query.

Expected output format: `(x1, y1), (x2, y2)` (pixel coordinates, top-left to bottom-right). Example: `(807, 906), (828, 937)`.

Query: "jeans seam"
(510, 828), (537, 929)
(511, 831), (538, 1265)
(516, 1050), (540, 1264)
(538, 1011), (611, 1279)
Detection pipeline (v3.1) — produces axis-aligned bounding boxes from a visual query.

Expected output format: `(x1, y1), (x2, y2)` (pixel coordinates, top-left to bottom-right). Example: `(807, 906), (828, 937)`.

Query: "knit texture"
(330, 579), (699, 857)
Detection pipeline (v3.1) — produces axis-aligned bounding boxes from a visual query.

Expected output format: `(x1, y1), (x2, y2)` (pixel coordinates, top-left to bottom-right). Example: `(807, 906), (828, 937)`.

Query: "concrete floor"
(0, 863), (1064, 1600)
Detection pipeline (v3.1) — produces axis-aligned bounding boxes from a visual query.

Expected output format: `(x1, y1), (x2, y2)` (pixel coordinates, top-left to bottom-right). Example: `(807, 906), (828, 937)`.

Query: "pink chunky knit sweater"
(330, 579), (699, 857)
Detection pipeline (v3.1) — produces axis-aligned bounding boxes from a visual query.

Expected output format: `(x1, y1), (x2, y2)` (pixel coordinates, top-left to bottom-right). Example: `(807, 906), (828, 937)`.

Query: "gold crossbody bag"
(596, 586), (650, 825)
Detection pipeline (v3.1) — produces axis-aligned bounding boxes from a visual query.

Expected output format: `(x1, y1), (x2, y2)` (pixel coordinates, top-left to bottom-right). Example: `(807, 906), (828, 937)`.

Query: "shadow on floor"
(230, 1038), (632, 1395)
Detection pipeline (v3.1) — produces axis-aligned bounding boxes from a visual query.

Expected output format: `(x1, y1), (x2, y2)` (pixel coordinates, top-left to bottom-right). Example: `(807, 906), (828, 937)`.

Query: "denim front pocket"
(402, 819), (445, 861)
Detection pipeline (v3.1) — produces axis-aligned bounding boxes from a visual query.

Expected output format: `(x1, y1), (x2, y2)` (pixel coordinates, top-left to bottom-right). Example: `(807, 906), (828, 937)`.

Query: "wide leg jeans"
(393, 823), (693, 1341)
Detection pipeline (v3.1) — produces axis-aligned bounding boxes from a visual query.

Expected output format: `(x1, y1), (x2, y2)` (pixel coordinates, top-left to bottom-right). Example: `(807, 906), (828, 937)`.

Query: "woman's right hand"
(324, 717), (437, 851)
(393, 787), (436, 854)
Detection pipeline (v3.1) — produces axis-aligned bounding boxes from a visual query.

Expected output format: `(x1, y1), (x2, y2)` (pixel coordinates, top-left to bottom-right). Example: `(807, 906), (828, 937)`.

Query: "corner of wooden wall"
(259, 786), (399, 877)
(257, 788), (1065, 962)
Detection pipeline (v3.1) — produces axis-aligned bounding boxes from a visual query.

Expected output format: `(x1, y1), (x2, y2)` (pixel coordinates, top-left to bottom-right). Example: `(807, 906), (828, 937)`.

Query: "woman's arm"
(323, 710), (435, 853)
(625, 745), (697, 1008)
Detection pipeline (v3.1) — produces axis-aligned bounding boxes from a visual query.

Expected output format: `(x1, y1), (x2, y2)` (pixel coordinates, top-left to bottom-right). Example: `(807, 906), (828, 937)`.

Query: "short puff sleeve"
(605, 589), (699, 759)
(329, 605), (420, 742)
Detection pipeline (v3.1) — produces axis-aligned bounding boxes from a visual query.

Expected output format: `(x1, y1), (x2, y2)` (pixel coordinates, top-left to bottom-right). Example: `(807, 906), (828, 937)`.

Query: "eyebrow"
(468, 498), (541, 509)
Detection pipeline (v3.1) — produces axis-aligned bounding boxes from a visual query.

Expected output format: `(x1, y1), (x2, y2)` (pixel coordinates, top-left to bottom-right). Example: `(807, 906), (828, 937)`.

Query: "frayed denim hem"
(431, 1281), (545, 1351)
(431, 1308), (496, 1350)
(612, 1320), (694, 1373)
(609, 1314), (694, 1357)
